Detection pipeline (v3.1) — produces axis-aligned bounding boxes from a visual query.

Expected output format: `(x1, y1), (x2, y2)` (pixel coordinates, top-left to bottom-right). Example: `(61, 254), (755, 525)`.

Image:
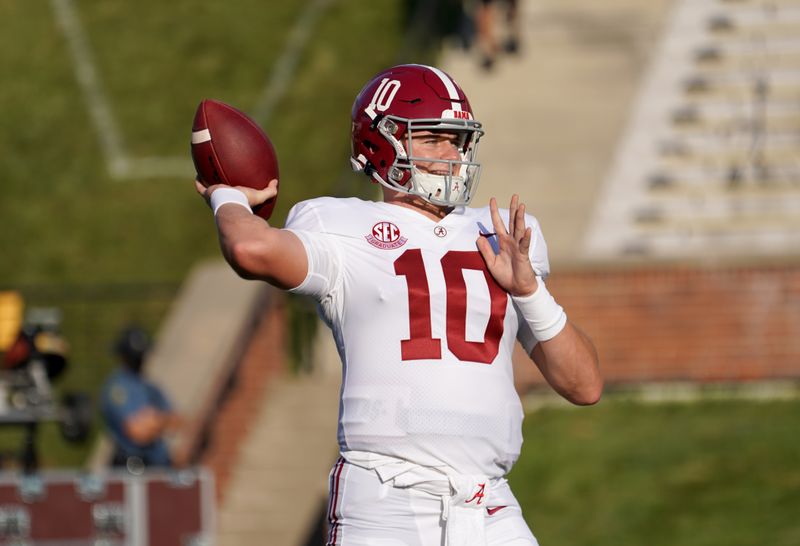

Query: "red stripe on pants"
(326, 457), (346, 545)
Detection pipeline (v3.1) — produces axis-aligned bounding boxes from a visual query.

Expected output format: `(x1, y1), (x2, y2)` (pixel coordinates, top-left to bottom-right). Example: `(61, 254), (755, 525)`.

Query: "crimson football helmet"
(350, 64), (484, 207)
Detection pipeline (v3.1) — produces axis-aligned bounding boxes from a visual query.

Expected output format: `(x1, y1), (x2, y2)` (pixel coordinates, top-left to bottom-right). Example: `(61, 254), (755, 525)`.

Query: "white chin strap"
(412, 168), (468, 206)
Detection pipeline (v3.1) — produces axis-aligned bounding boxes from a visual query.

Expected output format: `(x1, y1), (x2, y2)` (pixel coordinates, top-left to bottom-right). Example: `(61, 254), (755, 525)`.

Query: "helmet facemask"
(375, 116), (484, 207)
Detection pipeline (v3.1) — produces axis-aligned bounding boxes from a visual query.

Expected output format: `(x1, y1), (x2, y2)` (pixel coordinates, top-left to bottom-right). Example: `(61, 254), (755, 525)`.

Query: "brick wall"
(513, 265), (800, 391)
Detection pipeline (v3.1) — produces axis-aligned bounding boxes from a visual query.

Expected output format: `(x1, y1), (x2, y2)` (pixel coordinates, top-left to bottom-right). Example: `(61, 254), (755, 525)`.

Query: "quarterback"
(197, 64), (602, 546)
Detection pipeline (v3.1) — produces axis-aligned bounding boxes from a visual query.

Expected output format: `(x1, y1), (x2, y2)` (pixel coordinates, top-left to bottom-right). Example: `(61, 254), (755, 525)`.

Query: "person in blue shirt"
(100, 325), (181, 469)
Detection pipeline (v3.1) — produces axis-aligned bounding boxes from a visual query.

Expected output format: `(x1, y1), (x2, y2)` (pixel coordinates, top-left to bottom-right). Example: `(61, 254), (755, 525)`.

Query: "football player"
(197, 64), (601, 546)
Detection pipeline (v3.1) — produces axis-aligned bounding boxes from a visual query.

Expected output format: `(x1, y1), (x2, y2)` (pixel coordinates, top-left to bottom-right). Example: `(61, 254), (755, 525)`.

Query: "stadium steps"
(656, 147), (798, 168)
(439, 0), (675, 265)
(680, 78), (800, 103)
(669, 105), (800, 133)
(694, 46), (800, 72)
(583, 0), (800, 262)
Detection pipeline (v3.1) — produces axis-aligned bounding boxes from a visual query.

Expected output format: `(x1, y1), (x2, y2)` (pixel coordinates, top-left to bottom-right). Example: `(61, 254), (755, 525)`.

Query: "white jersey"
(285, 197), (550, 478)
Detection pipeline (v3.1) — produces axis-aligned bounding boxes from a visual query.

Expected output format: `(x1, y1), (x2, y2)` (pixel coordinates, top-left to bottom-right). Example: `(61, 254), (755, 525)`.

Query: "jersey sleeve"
(526, 213), (550, 279)
(283, 199), (343, 301)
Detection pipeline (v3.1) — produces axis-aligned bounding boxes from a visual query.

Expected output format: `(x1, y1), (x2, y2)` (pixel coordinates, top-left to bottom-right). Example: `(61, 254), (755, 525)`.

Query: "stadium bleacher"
(583, 0), (800, 261)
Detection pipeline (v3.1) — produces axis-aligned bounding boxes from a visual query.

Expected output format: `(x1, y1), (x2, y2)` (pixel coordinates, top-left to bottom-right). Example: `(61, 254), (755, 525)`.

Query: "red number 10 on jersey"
(394, 249), (508, 364)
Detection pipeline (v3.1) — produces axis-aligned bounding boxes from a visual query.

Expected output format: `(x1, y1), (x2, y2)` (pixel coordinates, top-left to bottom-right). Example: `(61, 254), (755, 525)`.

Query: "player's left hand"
(476, 195), (538, 297)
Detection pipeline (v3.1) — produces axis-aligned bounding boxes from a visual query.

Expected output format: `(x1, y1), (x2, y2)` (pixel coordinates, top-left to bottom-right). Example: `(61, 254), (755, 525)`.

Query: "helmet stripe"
(424, 65), (462, 112)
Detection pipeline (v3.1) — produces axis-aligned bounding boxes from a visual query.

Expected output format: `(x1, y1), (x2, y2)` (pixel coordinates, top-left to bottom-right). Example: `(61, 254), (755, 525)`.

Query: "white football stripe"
(425, 65), (461, 111)
(192, 129), (211, 144)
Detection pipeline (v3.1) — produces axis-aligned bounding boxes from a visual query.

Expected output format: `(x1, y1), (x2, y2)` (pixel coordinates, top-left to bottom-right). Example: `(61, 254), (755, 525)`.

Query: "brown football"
(191, 99), (279, 220)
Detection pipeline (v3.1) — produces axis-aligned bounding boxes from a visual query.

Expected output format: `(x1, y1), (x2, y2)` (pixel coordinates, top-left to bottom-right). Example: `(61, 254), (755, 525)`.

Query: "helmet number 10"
(366, 78), (401, 119)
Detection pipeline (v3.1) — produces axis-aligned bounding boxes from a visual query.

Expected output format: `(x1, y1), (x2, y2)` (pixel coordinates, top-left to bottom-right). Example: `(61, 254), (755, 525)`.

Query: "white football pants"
(325, 457), (540, 546)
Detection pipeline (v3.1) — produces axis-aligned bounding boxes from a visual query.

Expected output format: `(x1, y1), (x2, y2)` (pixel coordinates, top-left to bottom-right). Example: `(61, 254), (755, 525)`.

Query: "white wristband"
(210, 187), (251, 216)
(512, 277), (567, 342)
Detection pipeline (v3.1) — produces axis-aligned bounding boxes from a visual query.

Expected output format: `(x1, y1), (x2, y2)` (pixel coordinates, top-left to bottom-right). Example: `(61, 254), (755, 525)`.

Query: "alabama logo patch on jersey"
(366, 221), (408, 250)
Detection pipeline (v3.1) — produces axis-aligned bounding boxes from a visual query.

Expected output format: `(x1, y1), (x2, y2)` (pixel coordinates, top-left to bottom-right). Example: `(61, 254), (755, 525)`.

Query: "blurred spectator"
(100, 325), (181, 470)
(475, 0), (520, 70)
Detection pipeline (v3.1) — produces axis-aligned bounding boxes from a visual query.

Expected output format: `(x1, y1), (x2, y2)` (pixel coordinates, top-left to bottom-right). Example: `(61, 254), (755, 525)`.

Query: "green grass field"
(0, 0), (420, 466)
(1, 0), (415, 287)
(509, 397), (800, 546)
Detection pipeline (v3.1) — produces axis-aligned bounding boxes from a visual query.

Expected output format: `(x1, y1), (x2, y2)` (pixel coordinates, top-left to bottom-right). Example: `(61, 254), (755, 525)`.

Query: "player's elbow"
(557, 369), (603, 406)
(571, 378), (603, 406)
(565, 365), (604, 405)
(227, 239), (272, 279)
(227, 237), (305, 289)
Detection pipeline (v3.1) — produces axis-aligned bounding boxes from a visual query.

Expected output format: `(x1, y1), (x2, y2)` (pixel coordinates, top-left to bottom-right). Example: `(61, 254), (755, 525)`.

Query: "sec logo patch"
(366, 221), (408, 250)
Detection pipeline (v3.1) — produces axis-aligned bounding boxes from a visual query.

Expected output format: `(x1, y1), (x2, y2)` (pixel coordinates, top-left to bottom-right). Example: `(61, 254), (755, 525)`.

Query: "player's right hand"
(194, 178), (278, 208)
(476, 194), (538, 297)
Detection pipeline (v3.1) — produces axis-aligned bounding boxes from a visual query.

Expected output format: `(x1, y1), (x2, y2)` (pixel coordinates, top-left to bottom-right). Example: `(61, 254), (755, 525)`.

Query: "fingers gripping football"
(195, 178), (279, 209)
(476, 195), (538, 297)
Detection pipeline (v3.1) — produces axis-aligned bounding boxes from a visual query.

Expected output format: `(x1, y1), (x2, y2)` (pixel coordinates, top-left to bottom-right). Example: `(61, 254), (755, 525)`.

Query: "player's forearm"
(533, 322), (602, 405)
